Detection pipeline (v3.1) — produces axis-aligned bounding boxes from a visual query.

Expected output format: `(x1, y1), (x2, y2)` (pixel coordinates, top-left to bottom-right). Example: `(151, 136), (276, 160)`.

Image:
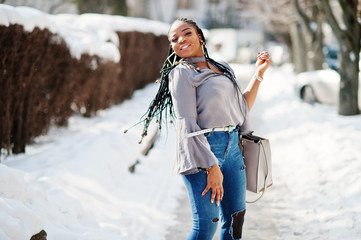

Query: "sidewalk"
(165, 187), (278, 240)
(166, 187), (221, 240)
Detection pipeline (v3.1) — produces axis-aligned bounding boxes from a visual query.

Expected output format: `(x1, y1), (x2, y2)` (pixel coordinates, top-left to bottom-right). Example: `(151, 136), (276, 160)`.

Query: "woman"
(139, 18), (271, 239)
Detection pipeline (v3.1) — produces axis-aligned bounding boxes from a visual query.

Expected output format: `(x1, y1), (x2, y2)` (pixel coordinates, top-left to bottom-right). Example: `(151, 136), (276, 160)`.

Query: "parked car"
(296, 68), (361, 108)
(323, 46), (339, 70)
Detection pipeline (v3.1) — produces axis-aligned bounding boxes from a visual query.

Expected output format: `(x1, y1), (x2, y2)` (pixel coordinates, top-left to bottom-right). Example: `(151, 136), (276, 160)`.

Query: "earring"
(201, 43), (206, 55)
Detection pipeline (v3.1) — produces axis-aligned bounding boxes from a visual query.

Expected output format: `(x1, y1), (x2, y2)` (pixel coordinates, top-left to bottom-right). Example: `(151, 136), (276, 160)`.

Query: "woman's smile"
(180, 43), (191, 51)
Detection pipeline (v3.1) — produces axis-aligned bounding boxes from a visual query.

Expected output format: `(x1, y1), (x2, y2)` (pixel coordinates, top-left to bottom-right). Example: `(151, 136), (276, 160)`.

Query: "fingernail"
(202, 193), (204, 197)
(216, 202), (219, 206)
(211, 199), (214, 203)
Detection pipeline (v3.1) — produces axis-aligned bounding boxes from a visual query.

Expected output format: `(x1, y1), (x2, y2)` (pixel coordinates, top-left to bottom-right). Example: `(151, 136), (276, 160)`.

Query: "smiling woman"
(169, 22), (204, 58)
(137, 18), (272, 240)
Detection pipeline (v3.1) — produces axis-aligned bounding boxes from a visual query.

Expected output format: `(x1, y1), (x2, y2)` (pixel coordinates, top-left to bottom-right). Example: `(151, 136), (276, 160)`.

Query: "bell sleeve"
(168, 66), (219, 175)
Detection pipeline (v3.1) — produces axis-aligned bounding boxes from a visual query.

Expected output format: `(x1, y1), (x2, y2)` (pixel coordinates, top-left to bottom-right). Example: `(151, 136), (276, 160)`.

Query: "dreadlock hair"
(129, 18), (247, 144)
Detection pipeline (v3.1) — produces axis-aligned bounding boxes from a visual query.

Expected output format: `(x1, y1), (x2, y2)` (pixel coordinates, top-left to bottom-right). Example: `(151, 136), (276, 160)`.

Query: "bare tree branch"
(294, 0), (313, 36)
(319, 0), (348, 46)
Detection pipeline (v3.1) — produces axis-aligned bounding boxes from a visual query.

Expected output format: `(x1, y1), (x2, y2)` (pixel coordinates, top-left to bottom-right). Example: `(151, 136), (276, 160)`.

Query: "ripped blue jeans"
(182, 129), (246, 240)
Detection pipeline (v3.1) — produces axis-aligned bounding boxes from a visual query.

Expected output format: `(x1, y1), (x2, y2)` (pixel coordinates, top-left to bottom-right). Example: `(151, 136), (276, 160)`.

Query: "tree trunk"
(309, 10), (324, 71)
(109, 0), (128, 16)
(289, 22), (307, 73)
(293, 0), (324, 71)
(320, 0), (360, 115)
(338, 43), (360, 115)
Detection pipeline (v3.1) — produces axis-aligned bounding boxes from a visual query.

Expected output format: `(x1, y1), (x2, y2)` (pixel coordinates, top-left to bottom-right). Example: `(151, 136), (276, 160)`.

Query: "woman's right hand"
(201, 165), (224, 206)
(255, 51), (272, 77)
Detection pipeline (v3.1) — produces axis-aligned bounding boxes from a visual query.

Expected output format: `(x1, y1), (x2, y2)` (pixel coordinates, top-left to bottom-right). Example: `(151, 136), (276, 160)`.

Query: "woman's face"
(168, 21), (204, 58)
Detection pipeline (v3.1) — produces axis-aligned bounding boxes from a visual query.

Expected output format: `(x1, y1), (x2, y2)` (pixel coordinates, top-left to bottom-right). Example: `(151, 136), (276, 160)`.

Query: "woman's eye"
(171, 38), (178, 43)
(185, 32), (192, 36)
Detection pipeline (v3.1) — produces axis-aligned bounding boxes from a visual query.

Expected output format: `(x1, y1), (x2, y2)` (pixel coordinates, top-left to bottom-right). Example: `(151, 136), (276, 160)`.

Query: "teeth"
(181, 44), (190, 50)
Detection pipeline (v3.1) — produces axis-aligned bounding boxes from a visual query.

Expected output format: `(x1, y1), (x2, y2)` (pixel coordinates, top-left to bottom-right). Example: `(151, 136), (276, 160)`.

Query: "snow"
(0, 4), (169, 62)
(1, 4), (361, 238)
(247, 64), (361, 239)
(1, 63), (361, 239)
(350, 52), (356, 62)
(0, 83), (183, 240)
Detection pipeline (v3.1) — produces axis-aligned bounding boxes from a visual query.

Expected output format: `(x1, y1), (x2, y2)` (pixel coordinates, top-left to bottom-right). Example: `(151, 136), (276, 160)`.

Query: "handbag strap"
(246, 140), (270, 203)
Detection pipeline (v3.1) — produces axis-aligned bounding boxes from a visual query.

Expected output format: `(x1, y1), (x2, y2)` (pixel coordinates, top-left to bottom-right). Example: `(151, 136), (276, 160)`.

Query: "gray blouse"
(168, 56), (251, 175)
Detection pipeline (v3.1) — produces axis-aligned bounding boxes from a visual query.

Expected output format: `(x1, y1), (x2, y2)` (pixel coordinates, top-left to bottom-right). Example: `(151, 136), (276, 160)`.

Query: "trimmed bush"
(0, 24), (168, 156)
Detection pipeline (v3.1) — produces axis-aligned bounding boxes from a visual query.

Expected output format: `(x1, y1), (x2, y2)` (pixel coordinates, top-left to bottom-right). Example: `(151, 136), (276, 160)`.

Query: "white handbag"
(239, 132), (273, 200)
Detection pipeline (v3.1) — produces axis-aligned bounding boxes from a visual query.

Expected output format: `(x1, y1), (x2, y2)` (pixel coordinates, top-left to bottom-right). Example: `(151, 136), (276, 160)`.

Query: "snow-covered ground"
(1, 4), (361, 240)
(0, 83), (183, 239)
(1, 64), (361, 240)
(247, 65), (361, 240)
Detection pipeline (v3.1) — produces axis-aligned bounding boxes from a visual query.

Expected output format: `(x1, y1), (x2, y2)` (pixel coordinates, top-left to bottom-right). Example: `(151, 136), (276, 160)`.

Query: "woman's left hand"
(255, 51), (272, 76)
(201, 165), (223, 206)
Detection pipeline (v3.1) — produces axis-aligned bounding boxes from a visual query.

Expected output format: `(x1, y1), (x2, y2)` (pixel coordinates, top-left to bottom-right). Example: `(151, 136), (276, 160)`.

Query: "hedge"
(0, 24), (169, 156)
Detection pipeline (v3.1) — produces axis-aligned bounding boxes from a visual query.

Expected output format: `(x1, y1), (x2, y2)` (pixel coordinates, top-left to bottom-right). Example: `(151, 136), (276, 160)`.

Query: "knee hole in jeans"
(230, 209), (246, 239)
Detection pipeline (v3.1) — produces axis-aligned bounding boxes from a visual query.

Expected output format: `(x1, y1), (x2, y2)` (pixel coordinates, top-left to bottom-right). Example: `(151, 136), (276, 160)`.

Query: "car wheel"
(302, 85), (317, 104)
